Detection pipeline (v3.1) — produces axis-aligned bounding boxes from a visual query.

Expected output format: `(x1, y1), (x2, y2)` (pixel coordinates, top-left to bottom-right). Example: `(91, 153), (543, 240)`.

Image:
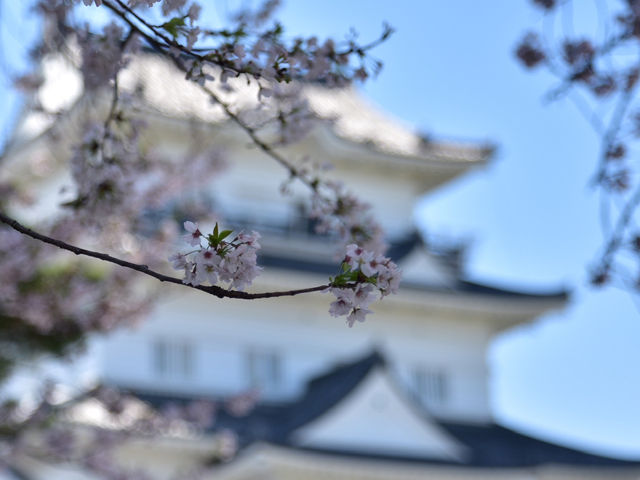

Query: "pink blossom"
(161, 0), (187, 15)
(128, 0), (162, 6)
(80, 22), (126, 91)
(183, 221), (202, 246)
(185, 26), (201, 50)
(186, 4), (201, 23)
(326, 245), (401, 325)
(195, 248), (221, 285)
(346, 307), (372, 327)
(345, 243), (374, 274)
(352, 283), (375, 308)
(174, 224), (262, 290)
(375, 260), (401, 297)
(329, 288), (355, 317)
(168, 252), (187, 269)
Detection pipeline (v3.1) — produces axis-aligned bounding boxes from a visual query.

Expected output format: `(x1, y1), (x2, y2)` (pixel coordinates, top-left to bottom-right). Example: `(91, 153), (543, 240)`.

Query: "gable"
(291, 365), (467, 461)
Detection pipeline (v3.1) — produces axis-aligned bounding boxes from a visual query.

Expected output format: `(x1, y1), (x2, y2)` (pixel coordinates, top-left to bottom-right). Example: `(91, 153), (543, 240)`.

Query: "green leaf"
(218, 229), (233, 241)
(333, 270), (359, 286)
(161, 17), (186, 39)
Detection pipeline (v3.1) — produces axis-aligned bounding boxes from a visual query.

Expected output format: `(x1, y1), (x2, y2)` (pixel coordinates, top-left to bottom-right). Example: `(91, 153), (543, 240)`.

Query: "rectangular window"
(153, 340), (168, 375)
(152, 339), (194, 379)
(246, 349), (281, 396)
(412, 366), (447, 407)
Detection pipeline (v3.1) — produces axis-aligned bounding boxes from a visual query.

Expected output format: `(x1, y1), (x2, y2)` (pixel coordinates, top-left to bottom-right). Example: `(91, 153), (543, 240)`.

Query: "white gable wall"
(292, 367), (468, 460)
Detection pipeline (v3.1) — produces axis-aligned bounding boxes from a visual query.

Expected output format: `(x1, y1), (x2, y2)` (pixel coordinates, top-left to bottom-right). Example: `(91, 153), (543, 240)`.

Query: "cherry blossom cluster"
(69, 122), (135, 220)
(170, 221), (262, 290)
(329, 244), (401, 327)
(76, 0), (391, 90)
(67, 103), (226, 234)
(311, 182), (386, 255)
(79, 21), (135, 90)
(0, 226), (149, 338)
(266, 84), (316, 146)
(0, 383), (241, 479)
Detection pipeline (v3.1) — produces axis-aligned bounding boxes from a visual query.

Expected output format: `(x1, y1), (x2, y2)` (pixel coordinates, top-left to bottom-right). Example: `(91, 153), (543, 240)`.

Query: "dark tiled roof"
(407, 279), (569, 302)
(277, 350), (385, 436)
(128, 350), (637, 468)
(132, 351), (384, 448)
(438, 422), (639, 468)
(257, 232), (423, 277)
(258, 231), (568, 302)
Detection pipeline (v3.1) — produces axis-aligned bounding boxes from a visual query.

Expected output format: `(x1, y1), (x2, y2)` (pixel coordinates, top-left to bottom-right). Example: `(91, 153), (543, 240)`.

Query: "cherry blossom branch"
(0, 211), (330, 300)
(98, 8), (384, 251)
(1, 383), (230, 477)
(96, 2), (312, 186)
(103, 0), (391, 84)
(203, 84), (313, 184)
(112, 0), (178, 47)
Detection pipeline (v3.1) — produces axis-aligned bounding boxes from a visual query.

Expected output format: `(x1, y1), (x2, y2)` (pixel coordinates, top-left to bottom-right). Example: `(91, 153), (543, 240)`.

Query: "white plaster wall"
(149, 124), (429, 236)
(101, 268), (496, 422)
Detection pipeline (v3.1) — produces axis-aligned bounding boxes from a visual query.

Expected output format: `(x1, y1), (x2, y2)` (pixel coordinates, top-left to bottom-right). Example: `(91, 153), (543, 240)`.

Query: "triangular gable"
(290, 364), (467, 461)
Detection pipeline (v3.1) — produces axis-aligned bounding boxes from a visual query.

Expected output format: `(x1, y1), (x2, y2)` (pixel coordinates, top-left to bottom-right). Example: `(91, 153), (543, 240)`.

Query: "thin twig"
(101, 0), (362, 203)
(105, 0), (389, 83)
(0, 212), (331, 300)
(599, 182), (640, 270)
(591, 85), (637, 187)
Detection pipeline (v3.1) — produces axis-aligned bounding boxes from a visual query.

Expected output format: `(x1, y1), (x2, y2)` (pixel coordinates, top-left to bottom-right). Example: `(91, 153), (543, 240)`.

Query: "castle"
(5, 50), (640, 479)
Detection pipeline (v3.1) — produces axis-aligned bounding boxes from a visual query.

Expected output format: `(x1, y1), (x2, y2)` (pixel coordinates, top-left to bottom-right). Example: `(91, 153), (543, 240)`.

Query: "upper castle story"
(3, 51), (567, 424)
(5, 51), (494, 234)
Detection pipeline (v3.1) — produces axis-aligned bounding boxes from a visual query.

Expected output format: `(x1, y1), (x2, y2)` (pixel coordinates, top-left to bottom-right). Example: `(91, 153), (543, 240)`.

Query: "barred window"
(153, 339), (194, 379)
(412, 366), (447, 406)
(246, 349), (281, 395)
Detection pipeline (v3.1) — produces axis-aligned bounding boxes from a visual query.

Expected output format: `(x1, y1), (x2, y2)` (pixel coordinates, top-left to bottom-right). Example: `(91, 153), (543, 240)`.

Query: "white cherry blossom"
(173, 224), (261, 290)
(183, 221), (202, 246)
(327, 244), (401, 326)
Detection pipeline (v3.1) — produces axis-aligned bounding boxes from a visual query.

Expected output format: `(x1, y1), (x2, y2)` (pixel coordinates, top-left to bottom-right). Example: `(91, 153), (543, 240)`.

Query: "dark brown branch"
(202, 84), (311, 185)
(101, 0), (377, 209)
(103, 0), (390, 84)
(591, 84), (637, 187)
(99, 3), (316, 191)
(0, 212), (331, 300)
(113, 15), (323, 195)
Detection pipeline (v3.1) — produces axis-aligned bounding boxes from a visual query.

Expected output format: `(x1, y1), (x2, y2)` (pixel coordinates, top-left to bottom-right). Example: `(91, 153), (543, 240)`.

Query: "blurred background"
(1, 0), (639, 461)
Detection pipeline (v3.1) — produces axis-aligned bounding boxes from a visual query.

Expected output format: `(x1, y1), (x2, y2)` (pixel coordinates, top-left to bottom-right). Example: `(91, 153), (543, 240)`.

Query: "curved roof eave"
(4, 51), (497, 178)
(308, 121), (494, 176)
(393, 282), (569, 325)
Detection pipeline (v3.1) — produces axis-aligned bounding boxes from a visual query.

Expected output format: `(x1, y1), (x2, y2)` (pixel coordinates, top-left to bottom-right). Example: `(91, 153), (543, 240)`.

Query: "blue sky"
(1, 0), (638, 460)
